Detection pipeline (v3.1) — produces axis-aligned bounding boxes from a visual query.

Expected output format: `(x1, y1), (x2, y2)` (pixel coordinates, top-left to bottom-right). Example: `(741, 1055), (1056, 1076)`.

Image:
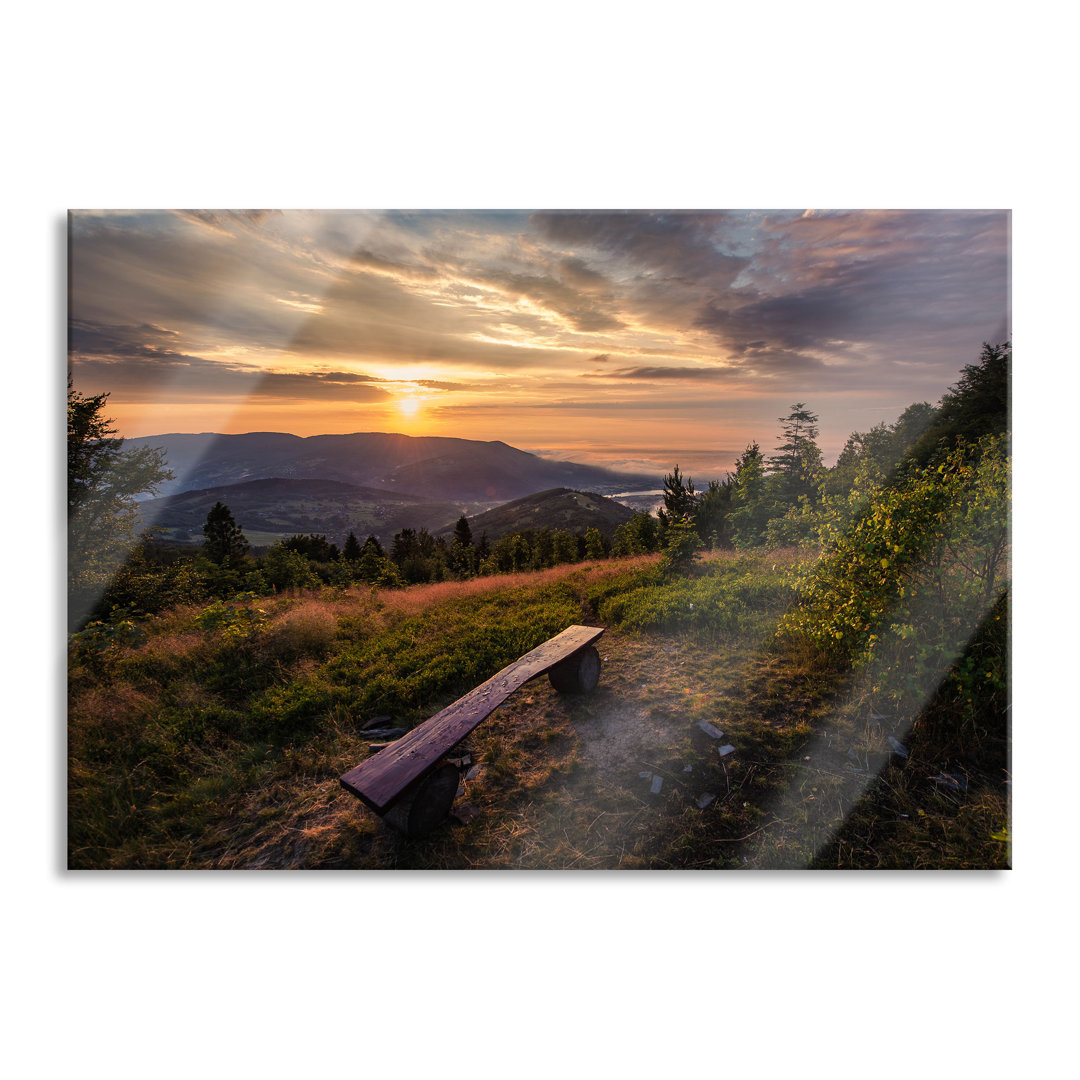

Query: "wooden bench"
(340, 624), (605, 837)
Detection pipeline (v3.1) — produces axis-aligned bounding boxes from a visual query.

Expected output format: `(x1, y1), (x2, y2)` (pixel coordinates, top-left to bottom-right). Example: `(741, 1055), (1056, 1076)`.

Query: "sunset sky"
(68, 208), (1009, 478)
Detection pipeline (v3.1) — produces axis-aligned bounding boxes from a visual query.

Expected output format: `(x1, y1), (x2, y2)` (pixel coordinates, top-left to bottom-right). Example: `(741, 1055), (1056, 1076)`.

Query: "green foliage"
(263, 542), (321, 591)
(768, 403), (823, 504)
(450, 514), (476, 577)
(908, 341), (1009, 467)
(192, 596), (270, 642)
(728, 445), (776, 549)
(391, 527), (449, 583)
(659, 517), (700, 576)
(658, 465), (697, 538)
(91, 541), (210, 618)
(69, 608), (147, 670)
(694, 479), (733, 549)
(782, 435), (1010, 711)
(612, 511), (660, 556)
(68, 378), (172, 628)
(583, 526), (606, 560)
(282, 533), (339, 561)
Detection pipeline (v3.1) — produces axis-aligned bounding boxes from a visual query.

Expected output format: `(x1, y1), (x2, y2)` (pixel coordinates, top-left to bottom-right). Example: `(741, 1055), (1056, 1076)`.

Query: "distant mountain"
(438, 488), (636, 543)
(126, 431), (656, 503)
(136, 477), (481, 548)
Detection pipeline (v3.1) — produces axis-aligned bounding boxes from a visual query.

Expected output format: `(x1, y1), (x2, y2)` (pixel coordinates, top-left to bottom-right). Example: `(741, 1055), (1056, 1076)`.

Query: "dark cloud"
(69, 319), (203, 364)
(531, 210), (749, 284)
(698, 209), (1010, 362)
(70, 318), (389, 403)
(595, 365), (733, 382)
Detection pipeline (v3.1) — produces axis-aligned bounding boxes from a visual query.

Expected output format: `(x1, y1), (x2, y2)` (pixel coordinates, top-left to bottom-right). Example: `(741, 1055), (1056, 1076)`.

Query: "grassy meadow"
(68, 547), (1009, 870)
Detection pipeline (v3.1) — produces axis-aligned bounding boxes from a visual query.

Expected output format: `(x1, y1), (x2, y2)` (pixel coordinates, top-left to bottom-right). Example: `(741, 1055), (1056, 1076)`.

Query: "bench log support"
(340, 625), (605, 836)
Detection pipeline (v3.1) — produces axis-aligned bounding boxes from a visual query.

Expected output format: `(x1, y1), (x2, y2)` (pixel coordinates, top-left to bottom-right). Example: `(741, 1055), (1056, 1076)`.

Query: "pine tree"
(202, 502), (249, 566)
(343, 532), (362, 561)
(450, 514), (475, 577)
(584, 527), (606, 560)
(768, 403), (822, 504)
(658, 464), (698, 543)
(68, 377), (172, 627)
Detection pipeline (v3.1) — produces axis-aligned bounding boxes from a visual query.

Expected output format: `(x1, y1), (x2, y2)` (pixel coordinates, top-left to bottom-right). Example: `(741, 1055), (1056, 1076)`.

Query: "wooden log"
(381, 762), (461, 838)
(548, 645), (601, 694)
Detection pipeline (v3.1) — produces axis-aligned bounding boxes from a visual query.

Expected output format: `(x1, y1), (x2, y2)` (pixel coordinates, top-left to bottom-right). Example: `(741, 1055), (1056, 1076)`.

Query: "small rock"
(930, 774), (968, 794)
(650, 775), (664, 795)
(449, 804), (481, 825)
(696, 720), (724, 740)
(717, 744), (735, 757)
(465, 765), (482, 781)
(887, 736), (909, 759)
(455, 781), (466, 798)
(362, 715), (392, 730)
(696, 792), (717, 809)
(638, 770), (653, 780)
(683, 765), (693, 773)
(363, 727), (407, 740)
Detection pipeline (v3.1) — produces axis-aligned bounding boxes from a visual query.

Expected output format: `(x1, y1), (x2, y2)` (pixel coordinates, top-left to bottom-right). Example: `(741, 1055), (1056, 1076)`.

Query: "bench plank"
(340, 625), (604, 813)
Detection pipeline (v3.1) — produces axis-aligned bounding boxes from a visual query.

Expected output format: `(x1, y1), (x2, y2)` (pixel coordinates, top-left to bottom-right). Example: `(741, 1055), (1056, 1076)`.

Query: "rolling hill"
(127, 431), (656, 503)
(136, 477), (483, 547)
(439, 488), (637, 542)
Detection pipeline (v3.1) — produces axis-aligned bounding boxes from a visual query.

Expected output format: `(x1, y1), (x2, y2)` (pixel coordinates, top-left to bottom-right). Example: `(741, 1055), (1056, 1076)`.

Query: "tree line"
(68, 342), (1009, 630)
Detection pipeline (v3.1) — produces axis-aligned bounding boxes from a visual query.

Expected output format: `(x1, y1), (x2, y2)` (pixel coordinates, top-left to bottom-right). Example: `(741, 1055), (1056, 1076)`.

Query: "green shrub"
(781, 435), (1010, 709)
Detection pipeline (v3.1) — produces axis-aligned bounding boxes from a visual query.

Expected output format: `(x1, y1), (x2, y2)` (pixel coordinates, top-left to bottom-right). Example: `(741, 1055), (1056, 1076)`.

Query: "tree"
(283, 533), (339, 561)
(658, 465), (697, 539)
(342, 532), (362, 562)
(728, 443), (774, 548)
(68, 378), (172, 628)
(694, 479), (733, 549)
(450, 514), (475, 577)
(908, 342), (1010, 467)
(202, 502), (249, 566)
(583, 527), (606, 560)
(768, 403), (822, 504)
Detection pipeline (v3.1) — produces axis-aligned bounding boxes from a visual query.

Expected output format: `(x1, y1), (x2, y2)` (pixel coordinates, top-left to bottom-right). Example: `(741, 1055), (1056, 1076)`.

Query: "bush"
(263, 543), (321, 591)
(781, 435), (1010, 709)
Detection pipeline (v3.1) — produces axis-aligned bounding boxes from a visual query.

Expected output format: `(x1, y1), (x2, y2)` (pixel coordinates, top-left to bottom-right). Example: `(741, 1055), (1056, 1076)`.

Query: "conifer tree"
(202, 502), (249, 566)
(768, 404), (822, 504)
(342, 532), (362, 562)
(68, 377), (172, 627)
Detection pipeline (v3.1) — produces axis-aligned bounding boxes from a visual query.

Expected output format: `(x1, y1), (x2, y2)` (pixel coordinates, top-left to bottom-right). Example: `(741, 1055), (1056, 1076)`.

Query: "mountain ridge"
(127, 430), (656, 502)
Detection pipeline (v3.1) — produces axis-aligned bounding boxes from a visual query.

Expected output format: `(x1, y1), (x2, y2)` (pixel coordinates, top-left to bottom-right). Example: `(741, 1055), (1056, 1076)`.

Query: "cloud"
(68, 209), (1010, 450)
(414, 379), (469, 391)
(70, 318), (390, 403)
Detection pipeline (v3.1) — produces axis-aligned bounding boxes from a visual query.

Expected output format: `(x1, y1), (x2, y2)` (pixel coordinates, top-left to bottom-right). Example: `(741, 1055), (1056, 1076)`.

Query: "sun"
(397, 395), (422, 418)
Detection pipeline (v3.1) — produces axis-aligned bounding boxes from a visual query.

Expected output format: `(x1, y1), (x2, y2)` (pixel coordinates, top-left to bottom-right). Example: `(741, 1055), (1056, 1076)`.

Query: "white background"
(6, 2), (1073, 1077)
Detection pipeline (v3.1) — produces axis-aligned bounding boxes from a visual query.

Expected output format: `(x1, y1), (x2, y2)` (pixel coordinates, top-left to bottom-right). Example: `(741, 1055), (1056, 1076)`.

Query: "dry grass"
(371, 554), (662, 618)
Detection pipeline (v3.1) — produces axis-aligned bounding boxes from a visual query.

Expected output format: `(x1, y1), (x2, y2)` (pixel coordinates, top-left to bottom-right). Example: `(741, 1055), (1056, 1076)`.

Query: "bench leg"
(382, 760), (460, 838)
(548, 645), (601, 694)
